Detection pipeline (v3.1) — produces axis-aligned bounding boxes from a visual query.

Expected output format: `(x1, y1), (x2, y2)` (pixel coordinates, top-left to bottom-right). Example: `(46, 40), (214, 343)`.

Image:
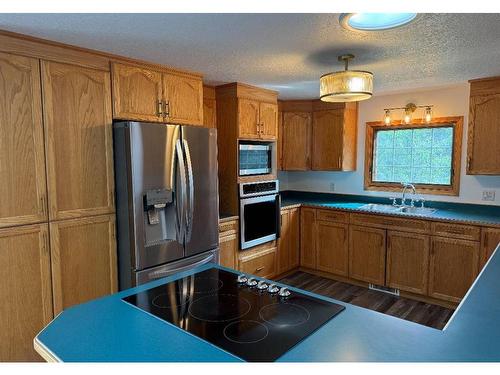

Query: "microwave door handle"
(275, 194), (281, 239)
(183, 139), (195, 243)
(175, 139), (187, 244)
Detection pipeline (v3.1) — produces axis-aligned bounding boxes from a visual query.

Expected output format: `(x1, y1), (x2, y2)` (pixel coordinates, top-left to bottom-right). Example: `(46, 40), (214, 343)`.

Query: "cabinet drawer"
(316, 209), (348, 223)
(219, 219), (238, 235)
(431, 222), (480, 241)
(239, 248), (276, 279)
(349, 213), (430, 233)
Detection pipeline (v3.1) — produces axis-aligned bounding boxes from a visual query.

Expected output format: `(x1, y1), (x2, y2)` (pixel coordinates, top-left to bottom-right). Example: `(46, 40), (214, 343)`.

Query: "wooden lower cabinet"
(219, 233), (238, 269)
(0, 224), (53, 361)
(277, 208), (300, 275)
(480, 228), (500, 269)
(50, 214), (117, 314)
(386, 231), (430, 295)
(428, 236), (480, 303)
(300, 208), (317, 269)
(316, 221), (348, 276)
(239, 247), (276, 279)
(348, 225), (386, 285)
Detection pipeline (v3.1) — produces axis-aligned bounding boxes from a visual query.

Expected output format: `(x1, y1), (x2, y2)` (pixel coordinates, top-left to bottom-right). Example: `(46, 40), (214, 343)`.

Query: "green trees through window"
(373, 126), (453, 185)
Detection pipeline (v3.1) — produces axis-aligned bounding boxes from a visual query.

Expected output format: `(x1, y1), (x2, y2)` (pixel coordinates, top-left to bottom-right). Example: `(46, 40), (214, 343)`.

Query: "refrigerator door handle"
(176, 139), (187, 244)
(183, 139), (195, 243)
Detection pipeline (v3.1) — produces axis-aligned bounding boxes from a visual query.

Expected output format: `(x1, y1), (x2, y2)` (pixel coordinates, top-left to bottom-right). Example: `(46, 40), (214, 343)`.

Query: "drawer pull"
(255, 266), (265, 272)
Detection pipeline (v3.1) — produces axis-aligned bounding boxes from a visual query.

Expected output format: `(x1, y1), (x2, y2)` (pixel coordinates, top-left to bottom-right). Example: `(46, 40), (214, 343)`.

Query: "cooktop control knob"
(237, 274), (248, 283)
(267, 284), (280, 293)
(246, 277), (258, 287)
(278, 287), (291, 297)
(256, 280), (268, 290)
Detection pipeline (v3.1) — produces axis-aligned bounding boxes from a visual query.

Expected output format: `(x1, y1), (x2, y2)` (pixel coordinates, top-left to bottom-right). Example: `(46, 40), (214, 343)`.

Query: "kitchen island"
(35, 240), (500, 362)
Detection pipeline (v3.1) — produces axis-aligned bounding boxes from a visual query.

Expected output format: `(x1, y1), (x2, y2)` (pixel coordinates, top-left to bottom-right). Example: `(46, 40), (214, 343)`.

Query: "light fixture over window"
(382, 103), (434, 125)
(340, 13), (418, 31)
(320, 54), (373, 102)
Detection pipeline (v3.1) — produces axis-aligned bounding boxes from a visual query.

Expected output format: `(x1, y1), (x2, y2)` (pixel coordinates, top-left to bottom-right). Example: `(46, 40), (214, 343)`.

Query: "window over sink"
(364, 117), (463, 196)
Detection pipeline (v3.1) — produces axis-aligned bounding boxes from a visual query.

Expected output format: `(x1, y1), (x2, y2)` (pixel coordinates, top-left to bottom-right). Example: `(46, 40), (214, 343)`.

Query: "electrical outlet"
(329, 183), (335, 192)
(482, 190), (496, 202)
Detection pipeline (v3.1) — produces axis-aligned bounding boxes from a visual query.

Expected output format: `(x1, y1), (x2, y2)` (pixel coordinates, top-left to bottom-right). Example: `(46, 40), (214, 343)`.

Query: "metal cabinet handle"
(163, 100), (170, 117)
(255, 266), (265, 272)
(157, 100), (163, 117)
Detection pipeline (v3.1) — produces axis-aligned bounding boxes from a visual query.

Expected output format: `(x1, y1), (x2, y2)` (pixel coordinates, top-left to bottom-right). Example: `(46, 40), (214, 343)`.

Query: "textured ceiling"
(1, 13), (500, 99)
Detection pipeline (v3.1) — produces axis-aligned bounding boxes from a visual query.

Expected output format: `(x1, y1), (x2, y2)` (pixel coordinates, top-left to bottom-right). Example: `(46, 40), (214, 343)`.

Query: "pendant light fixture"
(320, 54), (373, 102)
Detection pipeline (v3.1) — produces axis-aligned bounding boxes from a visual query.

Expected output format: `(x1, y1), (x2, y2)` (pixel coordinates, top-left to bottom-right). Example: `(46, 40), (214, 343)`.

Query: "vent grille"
(369, 283), (400, 296)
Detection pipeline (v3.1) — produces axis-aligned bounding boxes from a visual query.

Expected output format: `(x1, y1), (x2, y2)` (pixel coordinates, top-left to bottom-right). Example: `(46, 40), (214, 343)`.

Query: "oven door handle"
(275, 194), (281, 239)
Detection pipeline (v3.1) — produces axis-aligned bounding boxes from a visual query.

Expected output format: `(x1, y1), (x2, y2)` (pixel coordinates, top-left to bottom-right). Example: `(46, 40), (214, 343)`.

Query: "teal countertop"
(36, 245), (500, 362)
(280, 191), (500, 226)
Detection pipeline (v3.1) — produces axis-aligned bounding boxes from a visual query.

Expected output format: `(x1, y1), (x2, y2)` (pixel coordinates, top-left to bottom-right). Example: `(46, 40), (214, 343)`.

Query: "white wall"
(279, 83), (500, 205)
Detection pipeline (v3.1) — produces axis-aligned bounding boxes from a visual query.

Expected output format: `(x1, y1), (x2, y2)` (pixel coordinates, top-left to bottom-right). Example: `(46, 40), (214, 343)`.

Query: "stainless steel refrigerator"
(113, 121), (219, 290)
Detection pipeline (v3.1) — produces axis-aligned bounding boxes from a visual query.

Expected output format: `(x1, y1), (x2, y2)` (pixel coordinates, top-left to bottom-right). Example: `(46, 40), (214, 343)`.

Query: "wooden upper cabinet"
(0, 52), (48, 228)
(50, 214), (117, 315)
(300, 208), (317, 269)
(467, 78), (500, 175)
(163, 72), (203, 125)
(111, 62), (163, 122)
(386, 231), (430, 295)
(282, 112), (312, 170)
(203, 85), (217, 128)
(42, 61), (115, 220)
(316, 221), (348, 276)
(348, 225), (386, 285)
(428, 236), (479, 303)
(480, 228), (500, 269)
(259, 102), (278, 140)
(0, 224), (52, 361)
(312, 110), (344, 170)
(238, 98), (260, 138)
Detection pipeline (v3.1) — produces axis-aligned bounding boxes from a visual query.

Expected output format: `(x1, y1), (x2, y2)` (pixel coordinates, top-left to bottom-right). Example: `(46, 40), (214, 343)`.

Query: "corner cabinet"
(42, 61), (115, 221)
(0, 224), (53, 361)
(0, 52), (48, 228)
(281, 112), (312, 170)
(300, 208), (317, 269)
(111, 62), (204, 126)
(467, 77), (500, 174)
(277, 208), (300, 275)
(50, 214), (117, 315)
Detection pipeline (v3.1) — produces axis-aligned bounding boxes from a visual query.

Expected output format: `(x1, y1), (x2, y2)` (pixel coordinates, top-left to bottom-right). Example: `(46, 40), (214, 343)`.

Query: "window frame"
(364, 116), (463, 196)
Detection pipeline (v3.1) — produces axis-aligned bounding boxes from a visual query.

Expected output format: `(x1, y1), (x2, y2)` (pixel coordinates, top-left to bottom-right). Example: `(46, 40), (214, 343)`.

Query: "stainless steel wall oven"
(239, 180), (280, 249)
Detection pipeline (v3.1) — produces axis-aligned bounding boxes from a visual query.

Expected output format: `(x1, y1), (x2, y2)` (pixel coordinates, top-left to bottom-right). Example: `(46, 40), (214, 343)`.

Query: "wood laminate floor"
(278, 271), (454, 330)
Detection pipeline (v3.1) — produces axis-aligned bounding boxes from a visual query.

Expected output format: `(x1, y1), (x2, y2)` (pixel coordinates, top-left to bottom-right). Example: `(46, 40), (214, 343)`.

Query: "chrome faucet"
(401, 182), (416, 207)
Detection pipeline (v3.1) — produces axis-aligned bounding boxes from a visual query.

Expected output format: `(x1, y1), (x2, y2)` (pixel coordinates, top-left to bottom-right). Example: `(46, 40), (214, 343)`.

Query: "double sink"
(360, 203), (437, 216)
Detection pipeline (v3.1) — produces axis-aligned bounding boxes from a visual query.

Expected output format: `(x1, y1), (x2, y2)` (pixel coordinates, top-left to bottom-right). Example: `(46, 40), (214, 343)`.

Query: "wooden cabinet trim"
(431, 222), (480, 241)
(349, 212), (430, 233)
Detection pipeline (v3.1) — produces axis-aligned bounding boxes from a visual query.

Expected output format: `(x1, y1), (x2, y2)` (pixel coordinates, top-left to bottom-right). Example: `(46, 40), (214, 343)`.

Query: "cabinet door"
(429, 237), (479, 303)
(467, 94), (500, 174)
(317, 221), (348, 276)
(42, 61), (115, 220)
(111, 63), (163, 122)
(0, 52), (47, 228)
(349, 225), (386, 285)
(50, 214), (117, 314)
(386, 231), (430, 295)
(163, 73), (203, 125)
(480, 228), (500, 269)
(282, 112), (312, 170)
(312, 110), (344, 170)
(289, 208), (300, 269)
(277, 209), (290, 275)
(0, 224), (52, 361)
(300, 208), (317, 269)
(259, 102), (278, 140)
(238, 99), (260, 138)
(219, 233), (237, 269)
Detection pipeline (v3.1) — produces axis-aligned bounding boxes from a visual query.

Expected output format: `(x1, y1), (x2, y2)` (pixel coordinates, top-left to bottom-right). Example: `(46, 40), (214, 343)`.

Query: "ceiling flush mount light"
(339, 13), (418, 31)
(382, 103), (434, 125)
(320, 54), (373, 102)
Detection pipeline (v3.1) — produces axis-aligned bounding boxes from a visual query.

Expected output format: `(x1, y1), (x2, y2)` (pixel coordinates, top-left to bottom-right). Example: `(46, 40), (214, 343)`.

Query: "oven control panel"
(239, 180), (279, 198)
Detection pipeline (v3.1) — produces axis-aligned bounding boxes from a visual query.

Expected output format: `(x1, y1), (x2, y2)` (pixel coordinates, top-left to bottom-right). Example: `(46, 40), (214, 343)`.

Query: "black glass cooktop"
(122, 267), (344, 362)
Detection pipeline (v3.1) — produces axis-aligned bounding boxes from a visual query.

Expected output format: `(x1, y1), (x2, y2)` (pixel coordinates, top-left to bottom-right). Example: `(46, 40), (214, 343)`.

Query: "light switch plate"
(482, 190), (496, 201)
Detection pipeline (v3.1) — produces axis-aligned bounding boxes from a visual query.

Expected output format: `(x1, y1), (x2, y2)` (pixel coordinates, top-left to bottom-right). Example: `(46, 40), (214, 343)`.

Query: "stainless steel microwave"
(239, 141), (275, 176)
